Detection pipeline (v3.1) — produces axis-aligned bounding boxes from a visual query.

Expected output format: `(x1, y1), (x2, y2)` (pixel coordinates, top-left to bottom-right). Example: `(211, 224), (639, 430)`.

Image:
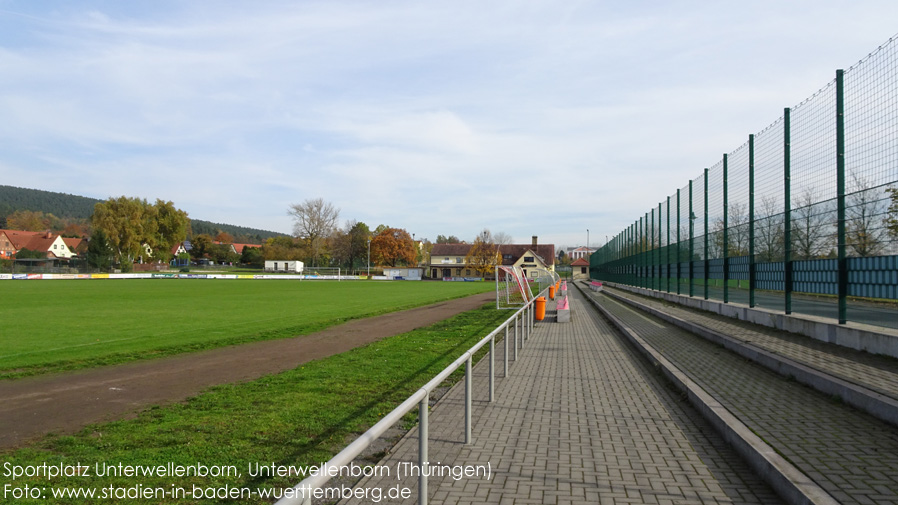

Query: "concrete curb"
(575, 282), (839, 505)
(601, 287), (898, 429)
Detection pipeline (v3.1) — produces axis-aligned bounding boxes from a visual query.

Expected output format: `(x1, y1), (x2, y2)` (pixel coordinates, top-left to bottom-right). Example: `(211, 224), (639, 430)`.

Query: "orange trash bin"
(549, 285), (556, 300)
(535, 297), (546, 321)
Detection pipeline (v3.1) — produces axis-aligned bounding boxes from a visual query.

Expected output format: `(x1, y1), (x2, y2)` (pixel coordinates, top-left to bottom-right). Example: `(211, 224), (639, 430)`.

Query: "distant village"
(0, 227), (595, 280)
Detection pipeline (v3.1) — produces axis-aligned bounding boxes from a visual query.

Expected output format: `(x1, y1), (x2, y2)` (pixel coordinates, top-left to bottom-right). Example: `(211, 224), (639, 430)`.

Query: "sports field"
(0, 280), (494, 377)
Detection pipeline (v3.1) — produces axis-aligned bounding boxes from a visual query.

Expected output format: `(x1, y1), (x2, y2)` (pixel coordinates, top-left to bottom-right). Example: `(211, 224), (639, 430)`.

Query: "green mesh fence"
(591, 35), (898, 329)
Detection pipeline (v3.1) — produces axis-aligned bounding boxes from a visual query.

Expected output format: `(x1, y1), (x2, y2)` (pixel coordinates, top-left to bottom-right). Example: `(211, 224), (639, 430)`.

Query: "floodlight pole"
(367, 239), (371, 277)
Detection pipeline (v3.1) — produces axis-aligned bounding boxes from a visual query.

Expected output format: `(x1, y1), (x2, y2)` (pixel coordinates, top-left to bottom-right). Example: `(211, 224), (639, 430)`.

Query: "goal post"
(496, 265), (532, 309)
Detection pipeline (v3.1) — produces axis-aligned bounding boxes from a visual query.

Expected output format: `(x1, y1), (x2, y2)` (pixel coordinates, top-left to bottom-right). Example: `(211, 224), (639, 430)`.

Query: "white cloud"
(1, 0), (896, 248)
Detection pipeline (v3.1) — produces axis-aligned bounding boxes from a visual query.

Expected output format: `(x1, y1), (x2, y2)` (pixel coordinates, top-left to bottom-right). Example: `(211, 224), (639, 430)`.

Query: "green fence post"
(658, 201), (663, 292)
(677, 188), (681, 295)
(630, 221), (634, 286)
(667, 196), (670, 293)
(689, 179), (695, 297)
(643, 213), (648, 289)
(784, 108), (793, 314)
(836, 69), (847, 324)
(638, 217), (643, 288)
(704, 168), (710, 300)
(651, 208), (656, 291)
(723, 153), (729, 304)
(641, 215), (646, 288)
(749, 134), (756, 308)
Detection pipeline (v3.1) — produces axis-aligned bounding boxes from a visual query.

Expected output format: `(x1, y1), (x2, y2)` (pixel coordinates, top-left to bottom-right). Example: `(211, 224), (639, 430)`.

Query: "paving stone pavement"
(602, 285), (898, 401)
(587, 287), (898, 505)
(340, 288), (782, 505)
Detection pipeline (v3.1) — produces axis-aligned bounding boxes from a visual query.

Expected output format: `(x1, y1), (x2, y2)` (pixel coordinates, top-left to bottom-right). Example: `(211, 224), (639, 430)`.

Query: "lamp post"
(367, 239), (371, 277)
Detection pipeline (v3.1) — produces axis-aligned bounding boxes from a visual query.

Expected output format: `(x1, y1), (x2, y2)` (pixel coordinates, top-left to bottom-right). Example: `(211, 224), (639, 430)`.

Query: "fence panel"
(591, 36), (898, 329)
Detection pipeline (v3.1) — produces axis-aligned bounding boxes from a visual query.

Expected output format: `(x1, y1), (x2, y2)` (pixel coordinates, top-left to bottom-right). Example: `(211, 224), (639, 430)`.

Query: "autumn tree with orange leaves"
(465, 230), (500, 278)
(370, 227), (417, 267)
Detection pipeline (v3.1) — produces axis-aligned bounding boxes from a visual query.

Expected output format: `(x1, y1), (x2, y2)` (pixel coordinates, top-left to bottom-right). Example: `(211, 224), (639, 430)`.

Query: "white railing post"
(489, 335), (495, 402)
(503, 324), (509, 377)
(419, 395), (428, 505)
(527, 305), (536, 340)
(524, 306), (529, 342)
(465, 356), (472, 444)
(514, 315), (519, 359)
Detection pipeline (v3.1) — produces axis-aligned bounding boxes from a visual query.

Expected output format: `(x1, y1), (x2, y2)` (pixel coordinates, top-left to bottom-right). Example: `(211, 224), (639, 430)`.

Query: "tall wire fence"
(591, 35), (898, 328)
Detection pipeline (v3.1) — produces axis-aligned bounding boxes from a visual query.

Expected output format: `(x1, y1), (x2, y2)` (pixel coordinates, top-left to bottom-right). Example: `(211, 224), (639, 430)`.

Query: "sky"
(1, 1), (896, 251)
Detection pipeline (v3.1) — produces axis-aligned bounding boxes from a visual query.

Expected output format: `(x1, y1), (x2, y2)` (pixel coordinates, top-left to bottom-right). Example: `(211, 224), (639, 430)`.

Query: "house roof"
(62, 237), (83, 250)
(571, 258), (590, 266)
(498, 244), (555, 266)
(430, 243), (473, 256)
(25, 235), (59, 257)
(1, 230), (42, 249)
(232, 243), (261, 254)
(431, 243), (555, 266)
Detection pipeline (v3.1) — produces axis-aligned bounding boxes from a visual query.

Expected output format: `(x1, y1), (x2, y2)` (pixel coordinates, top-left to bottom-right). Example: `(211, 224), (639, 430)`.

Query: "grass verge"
(0, 303), (509, 504)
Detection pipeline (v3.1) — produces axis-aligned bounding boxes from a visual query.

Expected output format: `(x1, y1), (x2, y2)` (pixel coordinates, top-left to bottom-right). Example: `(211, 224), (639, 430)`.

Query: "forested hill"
(0, 185), (98, 219)
(0, 185), (284, 243)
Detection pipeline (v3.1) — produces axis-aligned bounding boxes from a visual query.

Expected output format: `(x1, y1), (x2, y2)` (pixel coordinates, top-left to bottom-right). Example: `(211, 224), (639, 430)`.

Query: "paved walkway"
(587, 285), (898, 505)
(600, 286), (898, 401)
(341, 287), (781, 504)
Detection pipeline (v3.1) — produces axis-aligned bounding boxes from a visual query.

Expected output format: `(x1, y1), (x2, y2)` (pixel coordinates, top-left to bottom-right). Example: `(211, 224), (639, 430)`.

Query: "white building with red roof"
(0, 230), (76, 259)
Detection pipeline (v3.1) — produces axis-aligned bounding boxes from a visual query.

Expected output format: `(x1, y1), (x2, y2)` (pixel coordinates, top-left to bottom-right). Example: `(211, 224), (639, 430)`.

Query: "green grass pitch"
(0, 280), (493, 378)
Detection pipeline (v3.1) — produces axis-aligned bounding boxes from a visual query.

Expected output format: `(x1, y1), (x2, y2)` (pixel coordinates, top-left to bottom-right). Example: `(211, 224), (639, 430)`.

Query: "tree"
(6, 210), (49, 231)
(370, 228), (416, 267)
(241, 246), (263, 267)
(91, 197), (151, 266)
(209, 243), (240, 264)
(844, 174), (886, 257)
(791, 189), (831, 260)
(15, 247), (46, 260)
(492, 231), (513, 245)
(151, 200), (189, 263)
(886, 186), (898, 239)
(86, 229), (114, 271)
(189, 234), (214, 261)
(465, 230), (500, 278)
(215, 231), (234, 244)
(419, 239), (433, 267)
(261, 236), (305, 261)
(91, 197), (189, 266)
(436, 234), (461, 244)
(756, 196), (785, 262)
(288, 198), (340, 267)
(727, 202), (750, 257)
(331, 220), (371, 269)
(557, 249), (571, 267)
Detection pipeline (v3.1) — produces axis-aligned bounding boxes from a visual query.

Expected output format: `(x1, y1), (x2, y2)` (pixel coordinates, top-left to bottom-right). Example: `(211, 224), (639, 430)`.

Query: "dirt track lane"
(0, 291), (495, 450)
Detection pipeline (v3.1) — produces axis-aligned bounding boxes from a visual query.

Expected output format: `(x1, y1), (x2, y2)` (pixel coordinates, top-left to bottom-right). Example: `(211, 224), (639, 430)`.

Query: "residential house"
(171, 242), (190, 267)
(429, 236), (555, 279)
(0, 230), (76, 260)
(567, 246), (595, 261)
(0, 230), (15, 259)
(571, 257), (591, 280)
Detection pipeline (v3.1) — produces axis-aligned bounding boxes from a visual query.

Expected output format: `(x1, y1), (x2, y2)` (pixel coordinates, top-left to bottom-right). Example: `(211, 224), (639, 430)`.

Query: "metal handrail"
(275, 287), (549, 505)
